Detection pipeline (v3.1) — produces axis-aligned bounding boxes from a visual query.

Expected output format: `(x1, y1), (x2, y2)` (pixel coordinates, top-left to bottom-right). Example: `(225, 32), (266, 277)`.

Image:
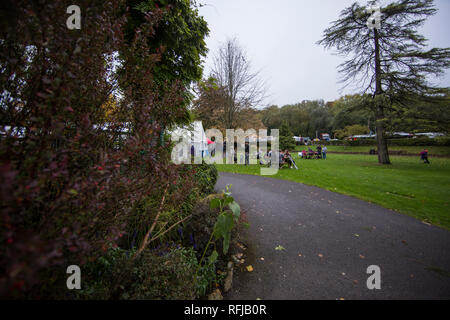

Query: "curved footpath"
(215, 172), (450, 300)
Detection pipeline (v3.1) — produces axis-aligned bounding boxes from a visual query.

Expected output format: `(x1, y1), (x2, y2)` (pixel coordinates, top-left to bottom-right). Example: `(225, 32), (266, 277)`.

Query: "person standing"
(420, 149), (430, 164)
(245, 142), (250, 165)
(322, 146), (328, 160)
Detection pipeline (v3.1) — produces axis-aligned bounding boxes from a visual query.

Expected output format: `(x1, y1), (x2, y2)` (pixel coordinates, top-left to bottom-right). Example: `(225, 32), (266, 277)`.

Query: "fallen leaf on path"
(275, 245), (286, 251)
(354, 234), (360, 237)
(246, 265), (254, 272)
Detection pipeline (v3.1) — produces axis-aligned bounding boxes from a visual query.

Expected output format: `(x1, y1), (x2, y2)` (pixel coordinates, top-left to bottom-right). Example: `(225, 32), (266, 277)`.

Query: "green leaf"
(208, 250), (218, 264)
(222, 232), (230, 255)
(214, 213), (234, 240)
(210, 198), (221, 209)
(223, 195), (234, 206)
(228, 201), (241, 221)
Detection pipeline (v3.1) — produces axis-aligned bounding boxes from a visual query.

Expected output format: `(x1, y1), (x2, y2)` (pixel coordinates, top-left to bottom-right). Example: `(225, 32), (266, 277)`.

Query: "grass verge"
(216, 154), (450, 230)
(294, 145), (450, 156)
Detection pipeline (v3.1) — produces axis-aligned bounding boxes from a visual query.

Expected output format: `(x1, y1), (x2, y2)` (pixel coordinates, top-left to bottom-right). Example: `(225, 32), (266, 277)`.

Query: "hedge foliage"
(315, 136), (450, 147)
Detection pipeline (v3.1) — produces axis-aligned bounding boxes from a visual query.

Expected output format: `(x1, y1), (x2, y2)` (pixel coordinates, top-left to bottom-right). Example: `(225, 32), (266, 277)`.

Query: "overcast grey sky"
(198, 0), (450, 107)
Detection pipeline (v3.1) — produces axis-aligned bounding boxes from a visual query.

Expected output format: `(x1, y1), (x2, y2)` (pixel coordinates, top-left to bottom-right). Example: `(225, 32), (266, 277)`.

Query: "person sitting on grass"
(268, 150), (284, 168)
(279, 150), (285, 167)
(316, 145), (322, 159)
(302, 149), (307, 159)
(284, 149), (293, 168)
(420, 149), (430, 164)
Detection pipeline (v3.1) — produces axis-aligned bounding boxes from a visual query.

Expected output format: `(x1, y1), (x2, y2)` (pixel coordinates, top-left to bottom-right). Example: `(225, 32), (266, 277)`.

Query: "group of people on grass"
(263, 149), (297, 169)
(298, 145), (328, 160)
(193, 143), (432, 166)
(253, 145), (330, 170)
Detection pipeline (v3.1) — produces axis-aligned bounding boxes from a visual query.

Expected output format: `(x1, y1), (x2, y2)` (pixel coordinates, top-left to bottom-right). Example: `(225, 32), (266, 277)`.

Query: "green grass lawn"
(294, 145), (450, 155)
(216, 154), (450, 230)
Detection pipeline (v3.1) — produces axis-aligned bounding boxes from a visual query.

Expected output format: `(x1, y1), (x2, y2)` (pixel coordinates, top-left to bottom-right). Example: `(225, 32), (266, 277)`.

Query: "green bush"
(181, 196), (221, 258)
(388, 137), (450, 146)
(121, 161), (217, 250)
(315, 139), (375, 146)
(347, 139), (377, 146)
(436, 136), (450, 146)
(318, 136), (450, 147)
(70, 163), (221, 300)
(76, 246), (201, 300)
(192, 161), (218, 196)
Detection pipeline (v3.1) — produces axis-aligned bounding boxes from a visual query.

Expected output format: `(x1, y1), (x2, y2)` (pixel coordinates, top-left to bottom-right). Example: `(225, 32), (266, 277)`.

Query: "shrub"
(72, 245), (199, 300)
(190, 161), (218, 196)
(334, 124), (370, 140)
(388, 137), (450, 146)
(0, 1), (198, 297)
(318, 137), (450, 147)
(181, 196), (221, 257)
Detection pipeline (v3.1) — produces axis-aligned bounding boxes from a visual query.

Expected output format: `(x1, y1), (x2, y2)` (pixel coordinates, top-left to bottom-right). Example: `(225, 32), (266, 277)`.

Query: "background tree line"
(192, 0), (449, 155)
(194, 88), (449, 140)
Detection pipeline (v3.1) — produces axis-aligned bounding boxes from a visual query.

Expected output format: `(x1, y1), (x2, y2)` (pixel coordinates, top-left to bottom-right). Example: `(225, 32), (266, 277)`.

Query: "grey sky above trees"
(198, 0), (450, 107)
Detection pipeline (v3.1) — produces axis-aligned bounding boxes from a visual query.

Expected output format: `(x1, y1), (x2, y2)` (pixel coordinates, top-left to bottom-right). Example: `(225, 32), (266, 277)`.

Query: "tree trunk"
(375, 105), (390, 164)
(374, 29), (391, 164)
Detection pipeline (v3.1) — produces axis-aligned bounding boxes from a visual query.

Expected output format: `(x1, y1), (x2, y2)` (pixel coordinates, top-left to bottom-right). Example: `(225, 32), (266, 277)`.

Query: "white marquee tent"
(170, 121), (209, 157)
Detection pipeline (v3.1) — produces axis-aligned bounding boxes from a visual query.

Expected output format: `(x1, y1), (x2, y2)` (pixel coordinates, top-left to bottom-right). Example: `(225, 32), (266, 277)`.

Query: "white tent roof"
(170, 121), (208, 151)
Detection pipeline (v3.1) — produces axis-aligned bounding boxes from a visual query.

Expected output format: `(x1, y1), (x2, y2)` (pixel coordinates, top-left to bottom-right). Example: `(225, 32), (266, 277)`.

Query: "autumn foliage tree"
(0, 0), (202, 298)
(192, 77), (267, 135)
(210, 38), (267, 129)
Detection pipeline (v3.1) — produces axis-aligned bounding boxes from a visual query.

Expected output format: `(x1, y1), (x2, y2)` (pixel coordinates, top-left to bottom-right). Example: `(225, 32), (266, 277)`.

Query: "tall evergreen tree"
(318, 0), (450, 164)
(279, 123), (296, 151)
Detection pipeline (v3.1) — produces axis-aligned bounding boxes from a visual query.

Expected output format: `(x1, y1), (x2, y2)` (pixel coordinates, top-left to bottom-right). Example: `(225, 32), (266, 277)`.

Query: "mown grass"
(215, 154), (450, 230)
(294, 145), (450, 155)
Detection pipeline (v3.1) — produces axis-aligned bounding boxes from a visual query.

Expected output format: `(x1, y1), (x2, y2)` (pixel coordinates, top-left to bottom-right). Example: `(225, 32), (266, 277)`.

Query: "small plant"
(194, 185), (241, 295)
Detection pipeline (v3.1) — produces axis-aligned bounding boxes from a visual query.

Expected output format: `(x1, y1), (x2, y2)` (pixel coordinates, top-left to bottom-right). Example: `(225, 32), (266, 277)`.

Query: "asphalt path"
(216, 172), (450, 300)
